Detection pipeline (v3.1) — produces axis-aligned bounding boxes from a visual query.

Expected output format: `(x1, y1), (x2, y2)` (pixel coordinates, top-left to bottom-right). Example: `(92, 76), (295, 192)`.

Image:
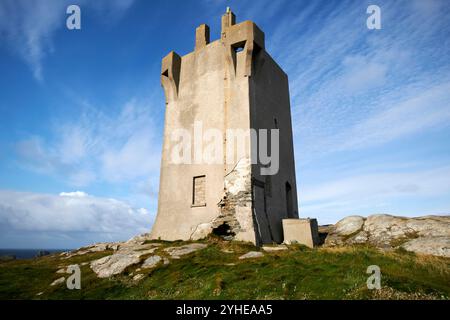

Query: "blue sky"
(0, 0), (449, 248)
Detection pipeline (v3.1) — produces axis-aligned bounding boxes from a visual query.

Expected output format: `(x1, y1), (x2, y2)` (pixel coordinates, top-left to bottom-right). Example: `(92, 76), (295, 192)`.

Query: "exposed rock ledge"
(324, 214), (450, 257)
(82, 241), (207, 278)
(58, 234), (209, 278)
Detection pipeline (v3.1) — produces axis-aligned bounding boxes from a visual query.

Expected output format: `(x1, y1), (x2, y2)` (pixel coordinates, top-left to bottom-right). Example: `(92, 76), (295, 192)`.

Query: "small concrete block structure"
(282, 219), (319, 248)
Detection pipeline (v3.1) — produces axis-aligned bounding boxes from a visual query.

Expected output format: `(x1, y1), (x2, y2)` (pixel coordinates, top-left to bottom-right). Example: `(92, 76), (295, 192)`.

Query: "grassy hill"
(0, 238), (449, 300)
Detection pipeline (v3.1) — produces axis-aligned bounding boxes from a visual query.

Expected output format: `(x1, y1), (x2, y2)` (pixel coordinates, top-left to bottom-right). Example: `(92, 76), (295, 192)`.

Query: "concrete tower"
(150, 9), (299, 245)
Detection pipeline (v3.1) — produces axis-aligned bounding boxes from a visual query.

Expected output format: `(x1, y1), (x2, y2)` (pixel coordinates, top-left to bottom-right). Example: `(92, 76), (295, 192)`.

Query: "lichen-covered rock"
(164, 243), (207, 257)
(62, 242), (119, 258)
(363, 215), (414, 246)
(65, 236), (160, 263)
(239, 251), (264, 259)
(405, 216), (450, 237)
(348, 231), (369, 244)
(324, 214), (450, 257)
(86, 239), (167, 278)
(117, 242), (160, 253)
(325, 216), (365, 246)
(90, 253), (141, 278)
(402, 236), (450, 257)
(334, 216), (365, 236)
(262, 245), (288, 252)
(141, 255), (162, 269)
(126, 233), (152, 244)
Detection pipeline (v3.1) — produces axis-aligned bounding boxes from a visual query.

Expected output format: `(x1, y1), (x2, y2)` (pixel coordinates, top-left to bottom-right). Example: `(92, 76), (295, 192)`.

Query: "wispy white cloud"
(302, 166), (450, 203)
(295, 82), (450, 158)
(16, 98), (162, 189)
(338, 83), (450, 151)
(0, 190), (152, 248)
(339, 55), (388, 92)
(0, 0), (65, 81)
(59, 191), (88, 197)
(0, 0), (135, 81)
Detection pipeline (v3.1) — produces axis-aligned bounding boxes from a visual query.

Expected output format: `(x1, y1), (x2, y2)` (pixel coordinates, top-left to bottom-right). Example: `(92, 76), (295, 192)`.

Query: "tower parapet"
(161, 51), (181, 103)
(195, 24), (210, 50)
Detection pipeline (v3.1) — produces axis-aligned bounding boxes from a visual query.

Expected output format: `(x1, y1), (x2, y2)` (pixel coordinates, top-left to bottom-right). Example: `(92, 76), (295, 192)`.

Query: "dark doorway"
(285, 182), (294, 218)
(253, 183), (274, 243)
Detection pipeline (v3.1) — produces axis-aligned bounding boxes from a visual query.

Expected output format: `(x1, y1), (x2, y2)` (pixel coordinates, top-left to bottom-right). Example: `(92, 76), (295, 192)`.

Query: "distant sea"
(0, 249), (72, 259)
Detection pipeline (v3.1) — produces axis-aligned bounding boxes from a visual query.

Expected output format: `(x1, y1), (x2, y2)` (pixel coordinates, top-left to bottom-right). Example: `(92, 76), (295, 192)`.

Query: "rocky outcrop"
(126, 233), (152, 244)
(88, 236), (208, 278)
(333, 216), (365, 236)
(91, 253), (141, 278)
(90, 243), (161, 278)
(164, 243), (208, 258)
(61, 242), (119, 259)
(141, 255), (162, 269)
(61, 234), (157, 260)
(401, 236), (450, 257)
(325, 214), (450, 257)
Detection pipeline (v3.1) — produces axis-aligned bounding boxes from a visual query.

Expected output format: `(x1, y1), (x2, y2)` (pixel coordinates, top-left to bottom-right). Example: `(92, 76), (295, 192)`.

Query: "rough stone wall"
(190, 158), (256, 242)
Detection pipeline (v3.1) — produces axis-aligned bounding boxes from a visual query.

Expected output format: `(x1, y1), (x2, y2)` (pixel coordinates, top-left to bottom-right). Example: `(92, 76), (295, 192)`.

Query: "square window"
(192, 175), (206, 206)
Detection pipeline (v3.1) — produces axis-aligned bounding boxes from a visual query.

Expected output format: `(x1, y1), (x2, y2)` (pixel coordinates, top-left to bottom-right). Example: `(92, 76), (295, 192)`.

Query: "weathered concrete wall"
(218, 16), (265, 243)
(151, 40), (226, 241)
(250, 51), (299, 244)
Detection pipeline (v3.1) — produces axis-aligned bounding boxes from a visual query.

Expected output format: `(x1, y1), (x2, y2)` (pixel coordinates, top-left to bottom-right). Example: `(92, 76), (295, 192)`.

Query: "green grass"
(0, 239), (449, 300)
